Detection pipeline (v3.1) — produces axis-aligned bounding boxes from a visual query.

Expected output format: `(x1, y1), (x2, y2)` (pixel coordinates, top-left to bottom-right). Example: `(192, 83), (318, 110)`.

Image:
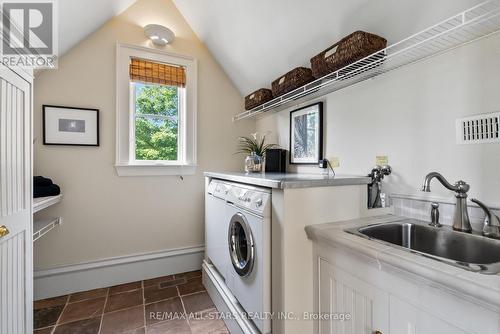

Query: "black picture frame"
(43, 105), (100, 146)
(289, 102), (323, 165)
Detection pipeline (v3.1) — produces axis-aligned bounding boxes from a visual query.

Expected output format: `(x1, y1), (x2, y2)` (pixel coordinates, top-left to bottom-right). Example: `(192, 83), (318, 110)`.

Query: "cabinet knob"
(373, 331), (383, 334)
(0, 225), (10, 238)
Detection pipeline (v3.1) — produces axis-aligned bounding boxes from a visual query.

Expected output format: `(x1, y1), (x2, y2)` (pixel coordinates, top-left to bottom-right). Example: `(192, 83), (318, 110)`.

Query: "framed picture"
(289, 102), (323, 164)
(43, 105), (99, 146)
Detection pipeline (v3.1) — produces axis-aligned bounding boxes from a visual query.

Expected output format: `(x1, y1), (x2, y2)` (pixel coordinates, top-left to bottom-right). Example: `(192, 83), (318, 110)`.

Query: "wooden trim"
(114, 164), (197, 176)
(34, 245), (204, 300)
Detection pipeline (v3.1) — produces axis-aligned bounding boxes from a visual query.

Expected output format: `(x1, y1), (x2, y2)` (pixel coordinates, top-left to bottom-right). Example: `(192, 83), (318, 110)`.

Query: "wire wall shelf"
(33, 194), (63, 241)
(233, 1), (500, 121)
(33, 217), (62, 242)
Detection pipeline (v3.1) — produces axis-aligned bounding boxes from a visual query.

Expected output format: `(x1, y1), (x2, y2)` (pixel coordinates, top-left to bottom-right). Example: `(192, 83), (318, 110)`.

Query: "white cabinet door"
(318, 258), (389, 334)
(390, 296), (469, 334)
(0, 66), (32, 334)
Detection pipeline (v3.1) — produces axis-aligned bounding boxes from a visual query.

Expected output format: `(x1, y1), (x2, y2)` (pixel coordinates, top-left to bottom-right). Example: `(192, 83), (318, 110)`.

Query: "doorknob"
(373, 331), (383, 334)
(0, 225), (9, 238)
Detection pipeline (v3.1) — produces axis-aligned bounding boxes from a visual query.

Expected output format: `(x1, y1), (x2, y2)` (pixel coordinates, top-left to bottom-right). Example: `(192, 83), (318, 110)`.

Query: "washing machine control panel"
(209, 180), (271, 215)
(227, 186), (270, 216)
(207, 180), (217, 195)
(209, 180), (230, 200)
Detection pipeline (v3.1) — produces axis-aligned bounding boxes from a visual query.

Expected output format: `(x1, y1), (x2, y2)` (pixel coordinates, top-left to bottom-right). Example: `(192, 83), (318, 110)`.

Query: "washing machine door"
(228, 212), (255, 277)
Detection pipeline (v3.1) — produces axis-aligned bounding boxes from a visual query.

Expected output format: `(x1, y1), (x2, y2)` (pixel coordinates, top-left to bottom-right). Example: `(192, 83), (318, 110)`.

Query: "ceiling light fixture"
(144, 24), (175, 46)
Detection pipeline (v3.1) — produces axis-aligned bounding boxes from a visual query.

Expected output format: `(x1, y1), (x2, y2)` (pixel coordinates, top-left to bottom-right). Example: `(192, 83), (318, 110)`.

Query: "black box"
(265, 149), (287, 173)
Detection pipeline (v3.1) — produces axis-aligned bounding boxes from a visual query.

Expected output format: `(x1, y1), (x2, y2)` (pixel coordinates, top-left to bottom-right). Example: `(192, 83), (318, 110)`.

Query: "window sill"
(114, 164), (197, 177)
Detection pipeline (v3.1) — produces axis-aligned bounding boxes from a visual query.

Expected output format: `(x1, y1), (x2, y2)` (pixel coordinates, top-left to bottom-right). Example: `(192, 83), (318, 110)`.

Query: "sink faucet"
(421, 172), (472, 233)
(471, 199), (500, 239)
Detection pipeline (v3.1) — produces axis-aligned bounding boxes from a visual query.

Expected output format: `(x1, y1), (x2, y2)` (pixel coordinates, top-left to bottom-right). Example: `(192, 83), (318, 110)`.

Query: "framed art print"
(43, 105), (99, 146)
(289, 102), (323, 164)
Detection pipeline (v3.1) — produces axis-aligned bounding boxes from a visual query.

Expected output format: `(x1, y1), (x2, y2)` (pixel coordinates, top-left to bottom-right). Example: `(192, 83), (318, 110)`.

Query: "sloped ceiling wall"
(59, 0), (138, 55)
(173, 0), (482, 95)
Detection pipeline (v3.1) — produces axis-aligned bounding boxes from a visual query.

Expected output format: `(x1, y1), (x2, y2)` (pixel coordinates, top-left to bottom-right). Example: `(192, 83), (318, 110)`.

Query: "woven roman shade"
(129, 58), (186, 87)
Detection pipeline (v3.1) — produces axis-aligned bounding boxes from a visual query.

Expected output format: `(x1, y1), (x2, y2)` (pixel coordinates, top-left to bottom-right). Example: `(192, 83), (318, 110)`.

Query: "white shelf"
(33, 194), (63, 213)
(233, 1), (500, 121)
(33, 217), (62, 242)
(33, 194), (63, 242)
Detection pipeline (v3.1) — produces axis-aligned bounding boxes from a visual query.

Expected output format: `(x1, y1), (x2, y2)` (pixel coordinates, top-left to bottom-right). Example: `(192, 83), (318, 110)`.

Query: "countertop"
(204, 171), (371, 189)
(305, 215), (500, 309)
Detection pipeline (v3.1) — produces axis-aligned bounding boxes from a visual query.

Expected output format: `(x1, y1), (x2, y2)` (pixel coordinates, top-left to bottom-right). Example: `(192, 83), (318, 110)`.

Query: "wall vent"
(456, 112), (500, 144)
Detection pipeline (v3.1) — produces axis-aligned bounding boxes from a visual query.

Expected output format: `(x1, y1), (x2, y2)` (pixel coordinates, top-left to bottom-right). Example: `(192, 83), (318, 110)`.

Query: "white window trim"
(115, 43), (197, 176)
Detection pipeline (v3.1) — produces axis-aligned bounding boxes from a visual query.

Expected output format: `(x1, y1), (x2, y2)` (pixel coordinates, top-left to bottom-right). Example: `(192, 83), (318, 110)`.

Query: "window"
(115, 44), (197, 176)
(129, 58), (185, 163)
(131, 82), (181, 161)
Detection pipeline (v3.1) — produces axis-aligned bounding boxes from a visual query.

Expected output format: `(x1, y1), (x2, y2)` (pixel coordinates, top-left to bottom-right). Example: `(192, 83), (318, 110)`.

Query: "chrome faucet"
(471, 199), (500, 239)
(421, 172), (472, 233)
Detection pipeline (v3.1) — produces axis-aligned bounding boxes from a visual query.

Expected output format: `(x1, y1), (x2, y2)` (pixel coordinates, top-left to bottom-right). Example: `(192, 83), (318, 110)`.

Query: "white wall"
(33, 0), (254, 270)
(257, 33), (500, 206)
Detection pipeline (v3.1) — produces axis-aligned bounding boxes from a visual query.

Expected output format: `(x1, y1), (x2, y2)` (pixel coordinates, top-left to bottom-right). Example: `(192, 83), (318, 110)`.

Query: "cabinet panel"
(390, 296), (468, 334)
(318, 258), (389, 334)
(205, 194), (229, 278)
(315, 240), (500, 334)
(0, 66), (32, 334)
(0, 231), (26, 334)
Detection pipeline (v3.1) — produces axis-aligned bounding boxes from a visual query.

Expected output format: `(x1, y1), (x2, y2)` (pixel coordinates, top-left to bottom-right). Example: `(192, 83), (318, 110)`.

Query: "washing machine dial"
(238, 196), (248, 202)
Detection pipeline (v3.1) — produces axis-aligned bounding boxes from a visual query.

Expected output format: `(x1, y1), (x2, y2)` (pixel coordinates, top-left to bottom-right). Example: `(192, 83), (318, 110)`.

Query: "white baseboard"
(34, 245), (204, 300)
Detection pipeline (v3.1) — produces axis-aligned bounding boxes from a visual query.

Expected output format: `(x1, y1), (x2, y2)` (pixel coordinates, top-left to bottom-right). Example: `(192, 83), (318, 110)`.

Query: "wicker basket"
(310, 31), (387, 79)
(245, 88), (273, 110)
(272, 67), (314, 97)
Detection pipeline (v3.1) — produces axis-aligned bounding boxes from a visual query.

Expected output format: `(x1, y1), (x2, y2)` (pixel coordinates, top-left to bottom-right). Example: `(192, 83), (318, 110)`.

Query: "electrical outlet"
(376, 155), (389, 166)
(329, 157), (340, 168)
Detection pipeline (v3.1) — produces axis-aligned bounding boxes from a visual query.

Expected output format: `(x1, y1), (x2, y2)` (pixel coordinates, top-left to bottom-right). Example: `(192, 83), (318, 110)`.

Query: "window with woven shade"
(116, 44), (197, 176)
(129, 58), (186, 87)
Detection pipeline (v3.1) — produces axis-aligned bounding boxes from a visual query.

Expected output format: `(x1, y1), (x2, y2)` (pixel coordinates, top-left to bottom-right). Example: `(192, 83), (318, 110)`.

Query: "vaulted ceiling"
(59, 0), (138, 56)
(172, 0), (482, 95)
(58, 0), (483, 96)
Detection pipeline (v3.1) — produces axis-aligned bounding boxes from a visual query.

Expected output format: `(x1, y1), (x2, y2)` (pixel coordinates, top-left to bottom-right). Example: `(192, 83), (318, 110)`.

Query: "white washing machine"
(205, 179), (272, 334)
(205, 180), (231, 279)
(225, 183), (271, 334)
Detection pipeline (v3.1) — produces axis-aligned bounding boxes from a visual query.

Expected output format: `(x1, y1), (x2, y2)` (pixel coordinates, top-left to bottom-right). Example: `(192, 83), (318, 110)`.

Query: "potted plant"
(236, 133), (277, 173)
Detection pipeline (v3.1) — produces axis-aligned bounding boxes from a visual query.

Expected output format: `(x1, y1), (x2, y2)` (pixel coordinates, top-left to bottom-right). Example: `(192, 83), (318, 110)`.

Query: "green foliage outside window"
(134, 83), (179, 161)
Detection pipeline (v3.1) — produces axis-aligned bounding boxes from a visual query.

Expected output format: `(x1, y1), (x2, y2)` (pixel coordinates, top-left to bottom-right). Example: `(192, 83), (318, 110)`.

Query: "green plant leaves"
(235, 135), (278, 157)
(135, 84), (179, 161)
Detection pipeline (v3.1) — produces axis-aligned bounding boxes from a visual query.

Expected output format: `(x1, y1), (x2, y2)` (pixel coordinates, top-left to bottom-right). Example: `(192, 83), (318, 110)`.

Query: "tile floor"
(34, 270), (230, 334)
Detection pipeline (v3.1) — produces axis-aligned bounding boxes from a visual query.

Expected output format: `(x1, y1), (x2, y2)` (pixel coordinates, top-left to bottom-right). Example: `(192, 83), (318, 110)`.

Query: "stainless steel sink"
(345, 219), (500, 274)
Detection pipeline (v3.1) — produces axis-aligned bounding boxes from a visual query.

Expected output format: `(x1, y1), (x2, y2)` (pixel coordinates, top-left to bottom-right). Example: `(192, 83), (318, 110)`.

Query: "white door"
(318, 258), (389, 334)
(0, 65), (33, 334)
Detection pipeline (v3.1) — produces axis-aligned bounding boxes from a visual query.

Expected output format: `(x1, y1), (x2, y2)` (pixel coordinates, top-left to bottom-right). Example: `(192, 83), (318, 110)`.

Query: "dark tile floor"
(34, 270), (229, 334)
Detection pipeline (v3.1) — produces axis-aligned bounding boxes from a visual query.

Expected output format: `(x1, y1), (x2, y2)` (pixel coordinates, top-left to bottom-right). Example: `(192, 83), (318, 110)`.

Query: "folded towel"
(34, 176), (53, 187)
(34, 184), (60, 198)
